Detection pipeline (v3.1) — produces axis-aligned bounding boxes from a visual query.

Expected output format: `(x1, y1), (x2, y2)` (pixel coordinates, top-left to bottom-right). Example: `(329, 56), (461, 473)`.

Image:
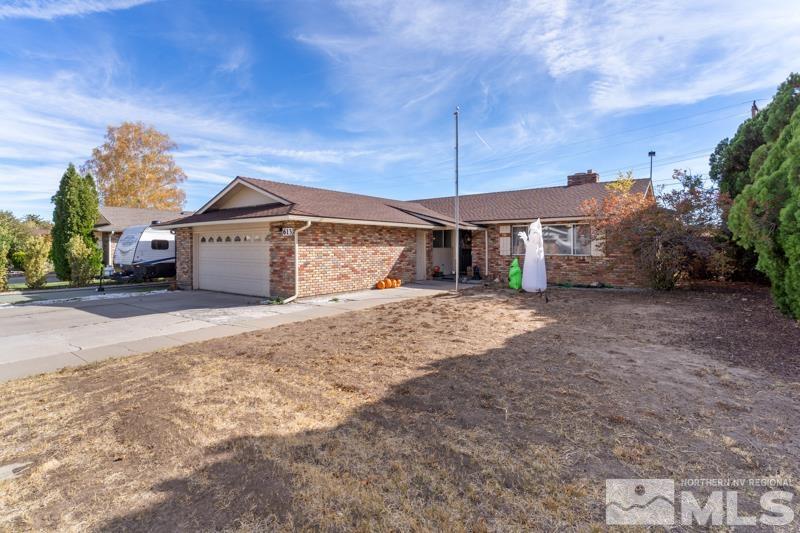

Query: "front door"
(459, 230), (472, 274)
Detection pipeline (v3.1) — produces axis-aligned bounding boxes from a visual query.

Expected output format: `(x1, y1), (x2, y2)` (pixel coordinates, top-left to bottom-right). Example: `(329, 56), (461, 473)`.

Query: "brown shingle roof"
(96, 206), (192, 232)
(156, 177), (466, 228)
(158, 203), (293, 225)
(157, 176), (652, 229)
(239, 176), (465, 226)
(415, 179), (652, 222)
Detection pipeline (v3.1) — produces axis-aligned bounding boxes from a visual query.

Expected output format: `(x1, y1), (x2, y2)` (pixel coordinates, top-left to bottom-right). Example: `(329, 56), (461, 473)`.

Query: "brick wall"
(175, 227), (193, 290)
(291, 222), (420, 297)
(485, 224), (646, 287)
(269, 221), (302, 298)
(470, 229), (487, 279)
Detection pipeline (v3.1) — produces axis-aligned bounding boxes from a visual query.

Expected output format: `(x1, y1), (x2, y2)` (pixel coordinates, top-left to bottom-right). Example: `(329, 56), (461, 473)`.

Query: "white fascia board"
(477, 216), (594, 224)
(159, 214), (440, 230)
(194, 177), (289, 215)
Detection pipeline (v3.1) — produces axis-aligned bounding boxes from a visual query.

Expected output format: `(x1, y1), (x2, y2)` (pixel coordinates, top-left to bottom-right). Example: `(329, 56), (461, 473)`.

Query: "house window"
(432, 230), (452, 248)
(511, 226), (527, 256)
(573, 225), (592, 256)
(542, 225), (572, 255)
(151, 239), (169, 250)
(511, 223), (592, 256)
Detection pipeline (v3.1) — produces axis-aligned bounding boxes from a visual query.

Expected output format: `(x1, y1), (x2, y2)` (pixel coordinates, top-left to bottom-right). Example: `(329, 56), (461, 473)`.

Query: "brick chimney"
(567, 169), (600, 186)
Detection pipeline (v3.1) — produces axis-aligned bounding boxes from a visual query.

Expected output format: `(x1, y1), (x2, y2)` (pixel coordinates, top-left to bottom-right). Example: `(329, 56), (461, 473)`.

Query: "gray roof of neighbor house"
(95, 206), (193, 232)
(159, 176), (473, 228)
(414, 179), (652, 222)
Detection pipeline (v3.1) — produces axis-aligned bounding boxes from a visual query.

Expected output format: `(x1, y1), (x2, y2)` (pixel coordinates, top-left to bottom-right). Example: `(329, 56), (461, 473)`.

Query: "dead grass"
(1, 286), (799, 531)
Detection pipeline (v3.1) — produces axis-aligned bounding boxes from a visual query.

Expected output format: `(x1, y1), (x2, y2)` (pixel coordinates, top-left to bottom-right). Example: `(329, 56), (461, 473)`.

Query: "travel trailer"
(113, 224), (176, 279)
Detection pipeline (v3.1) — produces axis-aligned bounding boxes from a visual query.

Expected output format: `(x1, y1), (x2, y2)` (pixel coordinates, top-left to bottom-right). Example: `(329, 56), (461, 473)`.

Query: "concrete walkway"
(0, 281), (458, 383)
(0, 282), (171, 305)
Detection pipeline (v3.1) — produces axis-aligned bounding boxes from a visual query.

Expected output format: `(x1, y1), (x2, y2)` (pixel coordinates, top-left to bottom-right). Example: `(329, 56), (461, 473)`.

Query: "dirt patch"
(1, 286), (799, 531)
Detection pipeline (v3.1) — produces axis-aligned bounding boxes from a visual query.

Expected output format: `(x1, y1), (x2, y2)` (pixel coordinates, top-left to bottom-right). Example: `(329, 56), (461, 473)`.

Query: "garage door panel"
(197, 234), (270, 297)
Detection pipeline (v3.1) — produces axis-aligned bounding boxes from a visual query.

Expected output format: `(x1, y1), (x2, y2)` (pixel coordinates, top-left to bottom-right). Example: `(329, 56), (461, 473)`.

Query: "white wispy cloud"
(216, 45), (250, 74)
(0, 0), (156, 20)
(0, 72), (431, 217)
(297, 0), (800, 119)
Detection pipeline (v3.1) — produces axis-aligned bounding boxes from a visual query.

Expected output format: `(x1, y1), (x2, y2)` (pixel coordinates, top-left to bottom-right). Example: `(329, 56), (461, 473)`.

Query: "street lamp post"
(648, 151), (656, 181)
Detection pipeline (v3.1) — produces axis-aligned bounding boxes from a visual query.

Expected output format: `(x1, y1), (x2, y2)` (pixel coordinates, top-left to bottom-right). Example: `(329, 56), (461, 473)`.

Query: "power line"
(316, 96), (762, 187)
(455, 147), (718, 192)
(458, 111), (745, 180)
(458, 97), (769, 169)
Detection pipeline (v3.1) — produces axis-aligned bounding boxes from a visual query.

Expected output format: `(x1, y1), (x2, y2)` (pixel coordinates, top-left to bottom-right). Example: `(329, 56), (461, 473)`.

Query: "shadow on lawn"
(97, 300), (624, 530)
(97, 290), (797, 531)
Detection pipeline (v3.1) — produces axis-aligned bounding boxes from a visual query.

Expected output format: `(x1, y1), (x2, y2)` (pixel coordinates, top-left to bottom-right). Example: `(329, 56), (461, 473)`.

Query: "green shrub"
(66, 235), (101, 287)
(729, 105), (800, 318)
(0, 240), (8, 291)
(11, 250), (26, 271)
(22, 236), (51, 289)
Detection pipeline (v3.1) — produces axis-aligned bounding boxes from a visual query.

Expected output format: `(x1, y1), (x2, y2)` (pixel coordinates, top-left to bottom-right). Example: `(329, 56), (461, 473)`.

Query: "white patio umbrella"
(518, 219), (547, 292)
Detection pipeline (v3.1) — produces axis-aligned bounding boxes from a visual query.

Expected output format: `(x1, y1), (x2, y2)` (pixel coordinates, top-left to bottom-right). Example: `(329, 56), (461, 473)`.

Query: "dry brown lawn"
(1, 286), (799, 531)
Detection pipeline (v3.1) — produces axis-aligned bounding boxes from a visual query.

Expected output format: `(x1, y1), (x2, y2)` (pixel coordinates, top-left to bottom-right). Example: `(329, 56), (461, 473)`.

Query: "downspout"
(282, 220), (312, 304)
(484, 228), (489, 280)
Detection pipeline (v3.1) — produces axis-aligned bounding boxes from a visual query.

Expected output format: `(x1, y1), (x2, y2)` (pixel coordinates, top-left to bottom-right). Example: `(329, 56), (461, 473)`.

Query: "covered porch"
(430, 228), (488, 281)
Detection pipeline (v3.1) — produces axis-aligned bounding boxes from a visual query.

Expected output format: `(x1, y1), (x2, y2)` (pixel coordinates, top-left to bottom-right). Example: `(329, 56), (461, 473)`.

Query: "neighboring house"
(158, 171), (653, 299)
(94, 207), (192, 265)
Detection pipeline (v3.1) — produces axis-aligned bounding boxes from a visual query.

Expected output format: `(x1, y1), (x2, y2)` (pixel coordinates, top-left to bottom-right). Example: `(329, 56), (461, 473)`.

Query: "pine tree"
(51, 164), (101, 280)
(729, 106), (800, 318)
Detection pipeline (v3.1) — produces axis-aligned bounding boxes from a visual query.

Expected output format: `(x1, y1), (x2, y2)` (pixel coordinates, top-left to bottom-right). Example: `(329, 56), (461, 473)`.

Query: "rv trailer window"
(151, 239), (169, 250)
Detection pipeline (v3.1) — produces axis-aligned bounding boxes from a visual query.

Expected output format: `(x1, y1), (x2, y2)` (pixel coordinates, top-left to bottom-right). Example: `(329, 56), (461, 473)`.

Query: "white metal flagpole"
(454, 106), (460, 293)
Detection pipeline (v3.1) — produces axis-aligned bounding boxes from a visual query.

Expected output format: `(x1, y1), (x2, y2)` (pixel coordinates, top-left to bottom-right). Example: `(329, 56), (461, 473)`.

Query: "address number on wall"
(281, 227), (295, 237)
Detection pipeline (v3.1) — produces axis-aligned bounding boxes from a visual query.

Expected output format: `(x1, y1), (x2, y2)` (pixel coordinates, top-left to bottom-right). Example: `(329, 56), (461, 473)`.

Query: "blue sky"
(1, 0), (799, 220)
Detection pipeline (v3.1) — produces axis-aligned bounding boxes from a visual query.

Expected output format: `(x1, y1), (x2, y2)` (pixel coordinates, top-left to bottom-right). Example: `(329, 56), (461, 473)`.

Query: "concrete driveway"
(0, 282), (457, 382)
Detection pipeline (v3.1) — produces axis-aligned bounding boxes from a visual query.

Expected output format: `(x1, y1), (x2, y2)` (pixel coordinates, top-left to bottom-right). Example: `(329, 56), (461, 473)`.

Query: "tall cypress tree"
(51, 164), (100, 280)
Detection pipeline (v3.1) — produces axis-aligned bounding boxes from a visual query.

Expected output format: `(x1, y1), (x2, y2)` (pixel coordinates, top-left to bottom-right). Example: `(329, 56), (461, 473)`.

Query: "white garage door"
(197, 232), (270, 297)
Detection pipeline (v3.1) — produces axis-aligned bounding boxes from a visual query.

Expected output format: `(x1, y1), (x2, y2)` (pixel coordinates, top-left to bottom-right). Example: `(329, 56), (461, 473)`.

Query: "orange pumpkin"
(397, 279), (402, 287)
(376, 280), (385, 289)
(384, 278), (392, 288)
(392, 279), (398, 288)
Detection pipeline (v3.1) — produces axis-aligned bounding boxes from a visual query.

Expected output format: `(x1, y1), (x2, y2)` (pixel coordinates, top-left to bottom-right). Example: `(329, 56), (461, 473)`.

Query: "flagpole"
(454, 106), (460, 293)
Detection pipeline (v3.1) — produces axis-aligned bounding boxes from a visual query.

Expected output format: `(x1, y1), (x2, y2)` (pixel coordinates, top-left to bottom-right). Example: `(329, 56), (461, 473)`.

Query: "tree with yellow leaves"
(84, 122), (187, 209)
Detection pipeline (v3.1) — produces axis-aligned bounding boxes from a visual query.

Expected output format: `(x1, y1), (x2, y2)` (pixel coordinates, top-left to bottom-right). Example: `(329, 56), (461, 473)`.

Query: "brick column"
(175, 227), (193, 290)
(269, 222), (300, 298)
(471, 229), (487, 279)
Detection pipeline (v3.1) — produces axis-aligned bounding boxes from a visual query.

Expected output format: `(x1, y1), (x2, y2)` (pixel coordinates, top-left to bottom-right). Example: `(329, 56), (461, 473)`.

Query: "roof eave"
(157, 214), (444, 230)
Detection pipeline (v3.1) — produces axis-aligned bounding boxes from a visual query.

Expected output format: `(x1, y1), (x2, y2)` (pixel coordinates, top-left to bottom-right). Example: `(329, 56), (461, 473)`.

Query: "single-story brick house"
(158, 171), (653, 298)
(94, 206), (192, 265)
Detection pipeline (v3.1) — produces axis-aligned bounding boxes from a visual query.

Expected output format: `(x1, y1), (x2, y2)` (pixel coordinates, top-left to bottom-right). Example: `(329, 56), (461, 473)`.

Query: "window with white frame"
(432, 230), (452, 248)
(511, 223), (592, 256)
